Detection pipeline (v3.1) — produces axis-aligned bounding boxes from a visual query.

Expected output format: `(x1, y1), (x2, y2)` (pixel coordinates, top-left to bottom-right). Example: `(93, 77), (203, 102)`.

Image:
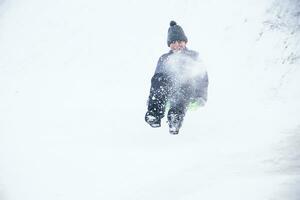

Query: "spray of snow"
(165, 51), (207, 85)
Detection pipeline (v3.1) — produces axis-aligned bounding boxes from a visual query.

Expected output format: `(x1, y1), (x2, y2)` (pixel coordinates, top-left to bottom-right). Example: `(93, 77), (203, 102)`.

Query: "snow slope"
(0, 0), (300, 199)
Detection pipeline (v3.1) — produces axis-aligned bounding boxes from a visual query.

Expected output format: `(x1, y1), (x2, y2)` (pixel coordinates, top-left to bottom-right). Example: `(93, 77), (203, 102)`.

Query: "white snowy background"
(0, 0), (300, 199)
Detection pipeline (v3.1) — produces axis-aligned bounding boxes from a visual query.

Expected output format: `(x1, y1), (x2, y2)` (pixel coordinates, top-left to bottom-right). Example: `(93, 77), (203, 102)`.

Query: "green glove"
(188, 98), (206, 111)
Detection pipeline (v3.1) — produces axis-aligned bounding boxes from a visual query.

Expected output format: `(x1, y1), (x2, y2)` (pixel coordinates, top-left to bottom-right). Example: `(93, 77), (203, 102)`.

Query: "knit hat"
(167, 21), (188, 47)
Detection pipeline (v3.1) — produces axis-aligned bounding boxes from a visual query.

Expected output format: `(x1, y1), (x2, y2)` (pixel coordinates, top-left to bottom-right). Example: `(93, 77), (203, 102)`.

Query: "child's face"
(170, 41), (186, 52)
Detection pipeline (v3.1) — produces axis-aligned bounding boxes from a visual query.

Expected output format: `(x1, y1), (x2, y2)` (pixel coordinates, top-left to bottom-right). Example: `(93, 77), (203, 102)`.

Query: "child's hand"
(189, 98), (206, 110)
(196, 97), (206, 107)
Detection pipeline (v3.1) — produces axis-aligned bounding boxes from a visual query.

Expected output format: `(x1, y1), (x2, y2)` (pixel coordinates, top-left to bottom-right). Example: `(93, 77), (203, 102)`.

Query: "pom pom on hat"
(170, 21), (177, 26)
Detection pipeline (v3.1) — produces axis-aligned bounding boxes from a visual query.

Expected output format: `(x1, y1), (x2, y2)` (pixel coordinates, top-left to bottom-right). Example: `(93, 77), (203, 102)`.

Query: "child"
(145, 21), (209, 134)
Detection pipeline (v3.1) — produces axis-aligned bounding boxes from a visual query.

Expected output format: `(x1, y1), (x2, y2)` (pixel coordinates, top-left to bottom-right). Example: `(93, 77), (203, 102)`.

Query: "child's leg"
(146, 73), (171, 124)
(167, 85), (191, 133)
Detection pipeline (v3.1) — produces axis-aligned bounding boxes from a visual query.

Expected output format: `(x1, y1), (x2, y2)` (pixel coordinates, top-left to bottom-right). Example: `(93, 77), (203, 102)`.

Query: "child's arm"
(193, 72), (209, 105)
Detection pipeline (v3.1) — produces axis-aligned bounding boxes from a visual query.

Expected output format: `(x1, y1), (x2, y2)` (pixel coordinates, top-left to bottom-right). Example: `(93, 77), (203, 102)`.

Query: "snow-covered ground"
(0, 0), (300, 199)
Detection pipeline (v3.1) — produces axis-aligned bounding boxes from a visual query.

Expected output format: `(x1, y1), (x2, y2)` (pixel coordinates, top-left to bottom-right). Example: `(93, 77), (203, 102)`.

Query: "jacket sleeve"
(154, 54), (168, 75)
(194, 72), (209, 101)
(151, 55), (171, 93)
(191, 51), (209, 101)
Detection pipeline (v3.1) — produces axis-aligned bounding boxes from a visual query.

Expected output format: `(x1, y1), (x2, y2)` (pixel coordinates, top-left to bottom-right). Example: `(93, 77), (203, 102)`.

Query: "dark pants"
(147, 73), (192, 121)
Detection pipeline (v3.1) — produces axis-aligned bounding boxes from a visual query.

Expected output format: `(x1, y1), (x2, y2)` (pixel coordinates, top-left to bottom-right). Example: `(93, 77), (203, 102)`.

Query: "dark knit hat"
(167, 21), (188, 46)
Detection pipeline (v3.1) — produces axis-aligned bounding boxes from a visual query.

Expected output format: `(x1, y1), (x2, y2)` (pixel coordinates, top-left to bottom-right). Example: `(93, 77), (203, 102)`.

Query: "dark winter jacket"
(153, 48), (208, 102)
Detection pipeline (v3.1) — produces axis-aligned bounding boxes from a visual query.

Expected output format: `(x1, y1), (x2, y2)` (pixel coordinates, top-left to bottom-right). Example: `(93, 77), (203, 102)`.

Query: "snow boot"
(167, 113), (183, 135)
(145, 111), (161, 128)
